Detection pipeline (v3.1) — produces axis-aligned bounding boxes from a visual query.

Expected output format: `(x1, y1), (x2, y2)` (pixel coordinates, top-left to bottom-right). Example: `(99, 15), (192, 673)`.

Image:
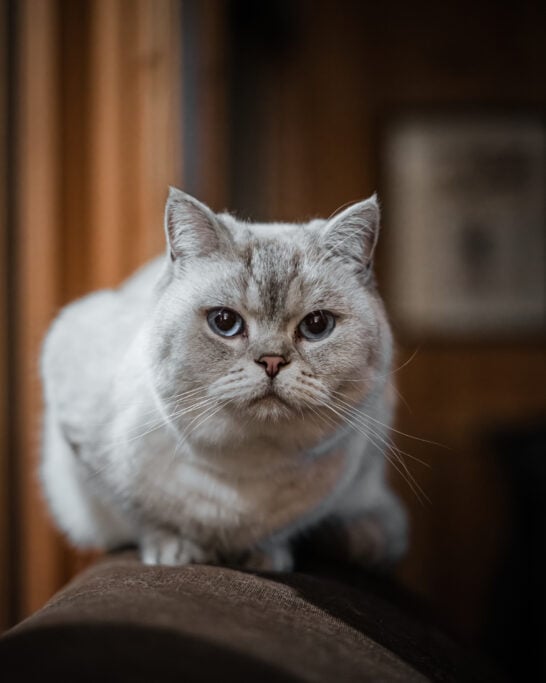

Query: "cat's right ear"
(164, 187), (230, 262)
(320, 194), (380, 279)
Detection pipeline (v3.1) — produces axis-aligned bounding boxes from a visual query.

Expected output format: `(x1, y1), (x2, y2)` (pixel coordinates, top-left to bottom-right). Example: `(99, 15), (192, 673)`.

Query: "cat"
(40, 188), (408, 570)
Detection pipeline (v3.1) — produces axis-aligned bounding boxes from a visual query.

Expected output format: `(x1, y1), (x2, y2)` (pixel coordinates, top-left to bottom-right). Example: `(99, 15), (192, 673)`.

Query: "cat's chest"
(138, 446), (349, 550)
(234, 449), (348, 539)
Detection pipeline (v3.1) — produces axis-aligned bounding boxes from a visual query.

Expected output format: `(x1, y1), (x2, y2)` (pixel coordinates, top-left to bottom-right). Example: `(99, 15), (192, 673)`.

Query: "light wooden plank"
(88, 0), (126, 289)
(13, 0), (184, 618)
(0, 0), (11, 632)
(16, 0), (64, 618)
(132, 0), (182, 263)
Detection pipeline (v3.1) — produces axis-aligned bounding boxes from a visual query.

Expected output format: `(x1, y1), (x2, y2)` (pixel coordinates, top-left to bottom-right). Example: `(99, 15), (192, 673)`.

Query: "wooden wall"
(10, 0), (182, 621)
(0, 0), (12, 633)
(3, 0), (545, 652)
(225, 0), (546, 641)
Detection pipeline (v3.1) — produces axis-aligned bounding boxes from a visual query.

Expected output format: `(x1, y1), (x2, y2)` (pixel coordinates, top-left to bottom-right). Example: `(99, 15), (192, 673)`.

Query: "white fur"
(40, 189), (407, 569)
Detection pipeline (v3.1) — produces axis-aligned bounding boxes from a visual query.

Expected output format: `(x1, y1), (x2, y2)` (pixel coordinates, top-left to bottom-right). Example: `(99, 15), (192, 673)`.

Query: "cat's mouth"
(249, 387), (291, 409)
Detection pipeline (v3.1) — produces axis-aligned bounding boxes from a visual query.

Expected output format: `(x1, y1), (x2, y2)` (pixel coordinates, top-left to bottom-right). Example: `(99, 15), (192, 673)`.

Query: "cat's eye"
(207, 308), (245, 337)
(297, 310), (335, 341)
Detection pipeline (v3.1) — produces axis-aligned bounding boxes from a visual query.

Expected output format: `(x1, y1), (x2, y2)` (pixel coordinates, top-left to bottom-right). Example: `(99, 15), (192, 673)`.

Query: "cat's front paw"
(140, 529), (211, 566)
(314, 501), (408, 568)
(235, 544), (294, 572)
(342, 512), (408, 566)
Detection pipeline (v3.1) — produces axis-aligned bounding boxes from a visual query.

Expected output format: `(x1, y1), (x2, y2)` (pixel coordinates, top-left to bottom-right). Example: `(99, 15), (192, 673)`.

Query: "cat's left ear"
(321, 194), (380, 277)
(164, 187), (232, 262)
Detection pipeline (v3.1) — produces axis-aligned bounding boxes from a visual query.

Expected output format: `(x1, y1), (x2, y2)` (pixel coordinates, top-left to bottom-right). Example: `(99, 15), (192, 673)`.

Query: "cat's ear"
(321, 194), (380, 276)
(164, 187), (230, 261)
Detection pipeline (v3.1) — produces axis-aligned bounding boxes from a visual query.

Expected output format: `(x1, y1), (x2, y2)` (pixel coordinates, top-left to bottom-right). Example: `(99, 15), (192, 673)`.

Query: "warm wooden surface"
(392, 345), (546, 637)
(12, 0), (182, 620)
(0, 0), (10, 633)
(226, 0), (546, 641)
(15, 0), (65, 622)
(5, 0), (545, 647)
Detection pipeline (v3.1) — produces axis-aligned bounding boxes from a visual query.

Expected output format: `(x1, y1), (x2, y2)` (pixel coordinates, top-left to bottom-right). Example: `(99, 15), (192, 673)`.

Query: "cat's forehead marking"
(243, 240), (301, 320)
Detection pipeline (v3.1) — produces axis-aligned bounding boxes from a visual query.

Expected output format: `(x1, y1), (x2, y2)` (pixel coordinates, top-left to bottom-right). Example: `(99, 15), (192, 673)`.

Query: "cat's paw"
(313, 500), (408, 568)
(236, 544), (294, 572)
(342, 511), (408, 566)
(140, 529), (211, 566)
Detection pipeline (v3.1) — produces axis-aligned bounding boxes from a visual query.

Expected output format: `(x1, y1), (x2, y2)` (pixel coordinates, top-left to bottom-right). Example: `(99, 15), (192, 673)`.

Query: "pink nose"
(256, 355), (288, 378)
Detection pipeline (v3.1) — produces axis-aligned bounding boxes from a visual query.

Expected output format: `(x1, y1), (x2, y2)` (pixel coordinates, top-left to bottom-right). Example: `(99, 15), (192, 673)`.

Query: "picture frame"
(383, 113), (546, 338)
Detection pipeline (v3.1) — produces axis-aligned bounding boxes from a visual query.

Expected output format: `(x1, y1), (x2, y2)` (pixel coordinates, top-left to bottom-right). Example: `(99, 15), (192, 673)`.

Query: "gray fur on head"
(40, 188), (407, 571)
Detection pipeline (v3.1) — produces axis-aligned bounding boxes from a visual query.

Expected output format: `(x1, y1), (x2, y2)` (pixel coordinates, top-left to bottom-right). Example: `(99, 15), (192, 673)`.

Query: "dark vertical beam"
(226, 0), (300, 220)
(182, 0), (229, 210)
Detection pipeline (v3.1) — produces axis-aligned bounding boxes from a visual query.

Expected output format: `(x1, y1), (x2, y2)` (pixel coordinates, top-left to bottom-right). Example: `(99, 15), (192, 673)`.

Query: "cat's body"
(41, 189), (407, 570)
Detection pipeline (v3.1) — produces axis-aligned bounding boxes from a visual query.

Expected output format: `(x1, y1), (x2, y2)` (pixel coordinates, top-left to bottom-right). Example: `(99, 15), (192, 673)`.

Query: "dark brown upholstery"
(1, 552), (502, 682)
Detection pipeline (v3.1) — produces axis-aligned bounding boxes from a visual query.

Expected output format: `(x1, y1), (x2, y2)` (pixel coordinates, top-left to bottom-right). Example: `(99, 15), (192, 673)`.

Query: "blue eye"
(298, 310), (335, 341)
(207, 308), (245, 337)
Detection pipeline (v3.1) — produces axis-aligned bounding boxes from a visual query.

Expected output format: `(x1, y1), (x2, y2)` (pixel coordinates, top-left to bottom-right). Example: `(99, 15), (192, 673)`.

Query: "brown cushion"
(0, 552), (502, 682)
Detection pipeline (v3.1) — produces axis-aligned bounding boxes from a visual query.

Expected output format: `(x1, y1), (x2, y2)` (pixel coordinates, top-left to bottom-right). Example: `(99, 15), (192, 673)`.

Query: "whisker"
(310, 348), (420, 387)
(81, 393), (225, 484)
(330, 389), (446, 449)
(176, 396), (234, 447)
(332, 391), (430, 467)
(375, 346), (421, 380)
(389, 381), (412, 414)
(84, 385), (210, 430)
(328, 393), (431, 468)
(328, 398), (431, 504)
(96, 394), (219, 454)
(321, 399), (428, 505)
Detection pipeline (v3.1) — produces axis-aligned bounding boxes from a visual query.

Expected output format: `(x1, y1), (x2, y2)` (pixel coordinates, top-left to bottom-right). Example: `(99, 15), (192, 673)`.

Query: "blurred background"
(1, 1), (545, 679)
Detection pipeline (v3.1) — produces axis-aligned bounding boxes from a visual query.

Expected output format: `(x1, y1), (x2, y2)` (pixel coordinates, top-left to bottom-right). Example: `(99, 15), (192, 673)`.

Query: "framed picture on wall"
(383, 114), (546, 338)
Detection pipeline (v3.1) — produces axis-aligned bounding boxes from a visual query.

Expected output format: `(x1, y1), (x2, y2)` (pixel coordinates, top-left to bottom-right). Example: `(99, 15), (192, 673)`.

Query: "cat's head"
(148, 188), (392, 450)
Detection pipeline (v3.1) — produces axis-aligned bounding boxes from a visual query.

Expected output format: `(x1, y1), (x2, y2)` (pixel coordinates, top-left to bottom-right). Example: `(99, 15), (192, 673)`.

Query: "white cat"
(40, 188), (407, 570)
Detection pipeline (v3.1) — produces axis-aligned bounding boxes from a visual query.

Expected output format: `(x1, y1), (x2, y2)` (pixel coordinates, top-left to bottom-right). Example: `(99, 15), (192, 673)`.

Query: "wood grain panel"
(130, 0), (182, 263)
(226, 0), (546, 642)
(391, 345), (546, 637)
(87, 0), (126, 289)
(0, 0), (11, 633)
(13, 0), (183, 618)
(15, 0), (65, 618)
